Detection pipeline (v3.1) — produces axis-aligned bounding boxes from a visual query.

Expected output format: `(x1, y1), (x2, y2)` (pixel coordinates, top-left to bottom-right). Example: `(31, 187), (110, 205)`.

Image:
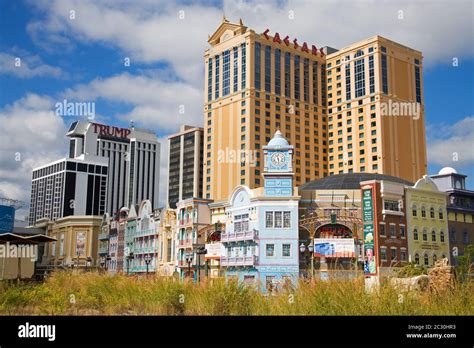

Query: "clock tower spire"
(262, 131), (294, 196)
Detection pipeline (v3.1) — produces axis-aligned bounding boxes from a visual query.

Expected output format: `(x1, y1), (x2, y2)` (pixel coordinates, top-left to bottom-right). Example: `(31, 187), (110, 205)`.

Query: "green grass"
(0, 271), (472, 315)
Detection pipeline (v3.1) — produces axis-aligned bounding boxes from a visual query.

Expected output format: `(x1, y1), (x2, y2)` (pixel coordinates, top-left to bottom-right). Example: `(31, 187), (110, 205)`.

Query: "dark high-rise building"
(167, 125), (204, 208)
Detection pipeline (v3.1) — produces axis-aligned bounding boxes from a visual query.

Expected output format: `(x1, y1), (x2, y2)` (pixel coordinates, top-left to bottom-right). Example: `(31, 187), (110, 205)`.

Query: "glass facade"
(303, 58), (309, 102)
(345, 62), (351, 100)
(233, 46), (238, 93)
(284, 52), (291, 97)
(368, 55), (375, 94)
(354, 57), (365, 98)
(415, 66), (421, 103)
(207, 58), (212, 101)
(381, 53), (388, 94)
(265, 45), (272, 93)
(294, 55), (300, 100)
(275, 48), (281, 95)
(223, 50), (230, 96)
(241, 43), (246, 90)
(254, 42), (261, 90)
(215, 54), (220, 99)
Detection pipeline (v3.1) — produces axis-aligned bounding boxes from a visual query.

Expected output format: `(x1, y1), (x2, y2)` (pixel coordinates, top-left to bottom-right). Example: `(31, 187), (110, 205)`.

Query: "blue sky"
(0, 0), (473, 217)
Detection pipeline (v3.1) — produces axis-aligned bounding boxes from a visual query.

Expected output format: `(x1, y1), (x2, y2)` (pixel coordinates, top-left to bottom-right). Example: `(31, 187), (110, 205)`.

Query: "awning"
(0, 233), (56, 244)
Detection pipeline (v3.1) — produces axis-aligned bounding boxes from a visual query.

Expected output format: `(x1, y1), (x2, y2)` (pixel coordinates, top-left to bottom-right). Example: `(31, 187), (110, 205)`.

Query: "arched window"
(441, 253), (446, 260)
(412, 205), (417, 217)
(421, 206), (426, 218)
(424, 254), (429, 266)
(432, 230), (436, 242)
(433, 254), (437, 264)
(413, 228), (418, 240)
(430, 207), (435, 219)
(439, 208), (444, 220)
(440, 231), (445, 242)
(415, 253), (420, 265)
(422, 229), (428, 241)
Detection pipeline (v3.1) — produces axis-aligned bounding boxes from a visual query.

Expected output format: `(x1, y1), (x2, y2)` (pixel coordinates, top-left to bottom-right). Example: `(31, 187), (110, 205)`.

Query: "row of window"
(412, 205), (444, 220)
(265, 211), (292, 228)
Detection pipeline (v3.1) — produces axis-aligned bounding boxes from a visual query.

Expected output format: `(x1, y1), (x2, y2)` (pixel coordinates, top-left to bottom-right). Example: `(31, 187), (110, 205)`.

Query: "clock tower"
(262, 130), (294, 196)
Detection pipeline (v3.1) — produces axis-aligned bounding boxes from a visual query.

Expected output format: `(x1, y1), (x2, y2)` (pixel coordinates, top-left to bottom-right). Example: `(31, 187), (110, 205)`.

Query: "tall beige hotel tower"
(204, 18), (427, 201)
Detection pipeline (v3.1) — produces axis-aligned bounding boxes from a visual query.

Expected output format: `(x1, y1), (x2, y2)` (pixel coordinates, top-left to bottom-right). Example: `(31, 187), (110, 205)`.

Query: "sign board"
(314, 238), (355, 258)
(205, 243), (223, 259)
(0, 205), (15, 234)
(362, 187), (377, 276)
(76, 232), (86, 256)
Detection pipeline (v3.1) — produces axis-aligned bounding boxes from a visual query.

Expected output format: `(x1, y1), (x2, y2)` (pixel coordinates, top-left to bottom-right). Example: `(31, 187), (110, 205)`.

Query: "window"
(275, 48), (281, 95)
(345, 62), (351, 100)
(421, 207), (426, 218)
(241, 43), (246, 89)
(380, 247), (387, 261)
(439, 209), (444, 220)
(354, 57), (365, 98)
(294, 55), (300, 99)
(424, 254), (429, 266)
(266, 244), (275, 257)
(415, 66), (421, 103)
(390, 224), (396, 238)
(450, 229), (456, 242)
(431, 230), (436, 242)
(400, 225), (406, 238)
(233, 46), (238, 93)
(285, 52), (291, 97)
(379, 223), (386, 236)
(412, 205), (417, 216)
(433, 254), (437, 264)
(463, 230), (470, 244)
(422, 229), (427, 241)
(368, 55), (375, 94)
(415, 253), (419, 265)
(282, 244), (291, 257)
(430, 207), (435, 219)
(207, 57), (212, 101)
(400, 249), (407, 262)
(283, 211), (291, 228)
(440, 231), (445, 242)
(265, 46), (271, 93)
(413, 228), (418, 240)
(274, 211), (283, 228)
(390, 247), (397, 261)
(384, 200), (400, 211)
(215, 54), (220, 99)
(381, 53), (388, 94)
(265, 211), (273, 228)
(254, 42), (261, 90)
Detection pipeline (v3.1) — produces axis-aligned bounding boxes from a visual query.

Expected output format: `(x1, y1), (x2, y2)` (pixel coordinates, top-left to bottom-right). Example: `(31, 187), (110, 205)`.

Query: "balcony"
(177, 239), (193, 249)
(134, 229), (156, 238)
(220, 255), (258, 267)
(221, 229), (259, 243)
(134, 246), (156, 254)
(98, 232), (109, 240)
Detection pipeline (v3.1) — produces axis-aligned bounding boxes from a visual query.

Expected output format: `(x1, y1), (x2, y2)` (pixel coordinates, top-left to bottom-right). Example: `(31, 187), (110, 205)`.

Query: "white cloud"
(62, 72), (203, 132)
(0, 94), (69, 219)
(26, 0), (473, 89)
(427, 116), (474, 167)
(0, 52), (63, 78)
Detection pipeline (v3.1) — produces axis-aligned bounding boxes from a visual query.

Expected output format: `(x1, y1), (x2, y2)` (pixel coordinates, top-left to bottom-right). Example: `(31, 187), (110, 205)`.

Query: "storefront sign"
(362, 187), (377, 275)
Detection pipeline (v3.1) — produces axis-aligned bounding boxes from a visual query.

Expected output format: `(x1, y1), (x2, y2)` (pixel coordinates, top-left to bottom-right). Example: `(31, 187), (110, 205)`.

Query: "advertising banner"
(0, 205), (15, 234)
(76, 232), (86, 256)
(362, 187), (377, 275)
(314, 238), (355, 258)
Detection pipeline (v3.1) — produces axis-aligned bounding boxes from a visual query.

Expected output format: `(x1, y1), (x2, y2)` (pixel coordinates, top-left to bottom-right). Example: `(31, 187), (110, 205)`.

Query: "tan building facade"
(326, 36), (427, 181)
(204, 18), (328, 201)
(203, 19), (427, 202)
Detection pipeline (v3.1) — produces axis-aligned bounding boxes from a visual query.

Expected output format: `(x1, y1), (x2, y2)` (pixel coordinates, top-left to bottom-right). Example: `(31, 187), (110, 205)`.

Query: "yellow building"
(326, 36), (427, 181)
(405, 176), (449, 267)
(204, 18), (327, 201)
(204, 19), (427, 201)
(156, 208), (177, 276)
(41, 216), (101, 268)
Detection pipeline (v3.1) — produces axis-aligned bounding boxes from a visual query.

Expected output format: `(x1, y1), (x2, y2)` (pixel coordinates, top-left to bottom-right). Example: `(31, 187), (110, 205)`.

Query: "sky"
(0, 0), (473, 219)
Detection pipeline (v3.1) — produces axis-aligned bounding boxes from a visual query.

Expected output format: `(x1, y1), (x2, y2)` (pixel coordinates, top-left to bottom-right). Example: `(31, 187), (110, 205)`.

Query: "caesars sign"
(92, 123), (131, 139)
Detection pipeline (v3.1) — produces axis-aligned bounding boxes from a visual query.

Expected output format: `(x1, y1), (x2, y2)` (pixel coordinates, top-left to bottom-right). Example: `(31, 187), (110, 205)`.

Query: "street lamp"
(127, 252), (134, 275)
(99, 256), (106, 270)
(299, 242), (315, 280)
(195, 246), (207, 283)
(144, 254), (152, 276)
(86, 257), (92, 272)
(185, 253), (193, 279)
(105, 254), (111, 271)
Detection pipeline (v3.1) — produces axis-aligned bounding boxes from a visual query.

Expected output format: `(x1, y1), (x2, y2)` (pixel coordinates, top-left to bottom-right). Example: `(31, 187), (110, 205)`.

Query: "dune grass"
(0, 270), (472, 315)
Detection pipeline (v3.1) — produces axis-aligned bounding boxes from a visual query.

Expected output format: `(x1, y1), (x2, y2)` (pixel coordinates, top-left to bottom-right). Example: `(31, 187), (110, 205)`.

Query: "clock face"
(271, 152), (286, 167)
